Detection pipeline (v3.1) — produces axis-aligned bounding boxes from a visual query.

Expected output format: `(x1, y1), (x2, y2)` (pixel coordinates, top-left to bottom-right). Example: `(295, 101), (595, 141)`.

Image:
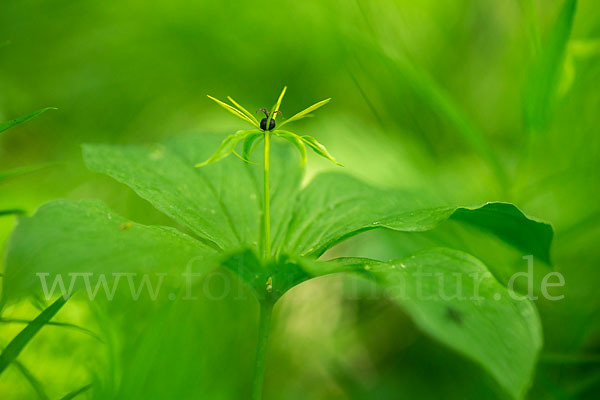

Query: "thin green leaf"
(278, 98), (330, 128)
(195, 129), (260, 167)
(12, 359), (50, 400)
(299, 133), (343, 166)
(227, 96), (259, 125)
(242, 131), (264, 162)
(270, 86), (287, 119)
(206, 95), (259, 128)
(273, 130), (306, 166)
(0, 297), (66, 375)
(59, 384), (92, 400)
(0, 107), (56, 134)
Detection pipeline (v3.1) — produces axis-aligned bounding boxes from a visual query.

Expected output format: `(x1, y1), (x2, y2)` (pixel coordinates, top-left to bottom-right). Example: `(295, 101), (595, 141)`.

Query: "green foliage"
(4, 132), (553, 398)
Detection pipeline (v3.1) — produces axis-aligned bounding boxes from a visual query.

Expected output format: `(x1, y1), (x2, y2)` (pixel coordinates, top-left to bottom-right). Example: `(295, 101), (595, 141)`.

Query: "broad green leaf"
(195, 129), (260, 167)
(3, 199), (215, 300)
(83, 141), (242, 249)
(227, 96), (259, 125)
(277, 172), (553, 264)
(278, 98), (330, 128)
(273, 130), (306, 165)
(84, 133), (303, 252)
(0, 297), (66, 375)
(206, 95), (259, 128)
(0, 107), (56, 134)
(524, 0), (577, 131)
(321, 248), (542, 399)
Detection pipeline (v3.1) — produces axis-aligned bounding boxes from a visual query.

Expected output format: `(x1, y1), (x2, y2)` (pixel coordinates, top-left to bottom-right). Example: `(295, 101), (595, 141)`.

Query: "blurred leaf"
(524, 0), (577, 131)
(325, 248), (542, 399)
(59, 384), (91, 400)
(348, 34), (507, 186)
(0, 297), (66, 375)
(3, 199), (214, 301)
(12, 359), (49, 400)
(520, 0), (541, 54)
(0, 107), (55, 134)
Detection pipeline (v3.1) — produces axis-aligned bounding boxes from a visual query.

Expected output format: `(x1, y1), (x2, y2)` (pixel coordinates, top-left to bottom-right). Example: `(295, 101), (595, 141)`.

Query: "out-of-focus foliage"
(1, 0), (599, 399)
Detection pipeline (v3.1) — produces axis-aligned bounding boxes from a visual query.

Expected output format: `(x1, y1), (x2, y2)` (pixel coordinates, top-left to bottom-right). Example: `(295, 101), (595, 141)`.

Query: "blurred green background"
(1, 0), (599, 398)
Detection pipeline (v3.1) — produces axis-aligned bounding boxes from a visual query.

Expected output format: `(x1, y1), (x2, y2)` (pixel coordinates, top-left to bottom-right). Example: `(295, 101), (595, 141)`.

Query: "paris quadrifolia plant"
(197, 88), (343, 398)
(2, 86), (554, 400)
(198, 87), (342, 261)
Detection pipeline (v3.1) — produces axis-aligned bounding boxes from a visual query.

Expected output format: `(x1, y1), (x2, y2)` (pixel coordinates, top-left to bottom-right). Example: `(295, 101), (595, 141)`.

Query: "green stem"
(251, 301), (273, 400)
(263, 131), (271, 259)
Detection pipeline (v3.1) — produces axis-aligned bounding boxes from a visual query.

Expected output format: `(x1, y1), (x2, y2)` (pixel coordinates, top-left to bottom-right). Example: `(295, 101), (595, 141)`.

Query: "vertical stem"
(263, 131), (271, 259)
(251, 301), (273, 400)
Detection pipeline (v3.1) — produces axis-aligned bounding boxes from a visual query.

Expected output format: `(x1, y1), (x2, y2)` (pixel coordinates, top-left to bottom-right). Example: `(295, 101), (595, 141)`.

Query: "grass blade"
(13, 359), (49, 400)
(524, 0), (577, 131)
(0, 209), (26, 217)
(59, 384), (92, 400)
(0, 107), (56, 134)
(278, 98), (330, 128)
(207, 95), (259, 128)
(227, 96), (259, 125)
(0, 318), (103, 342)
(0, 297), (67, 375)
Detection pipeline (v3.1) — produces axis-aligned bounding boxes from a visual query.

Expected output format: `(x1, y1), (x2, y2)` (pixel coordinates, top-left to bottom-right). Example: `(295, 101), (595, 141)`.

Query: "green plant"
(1, 89), (553, 399)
